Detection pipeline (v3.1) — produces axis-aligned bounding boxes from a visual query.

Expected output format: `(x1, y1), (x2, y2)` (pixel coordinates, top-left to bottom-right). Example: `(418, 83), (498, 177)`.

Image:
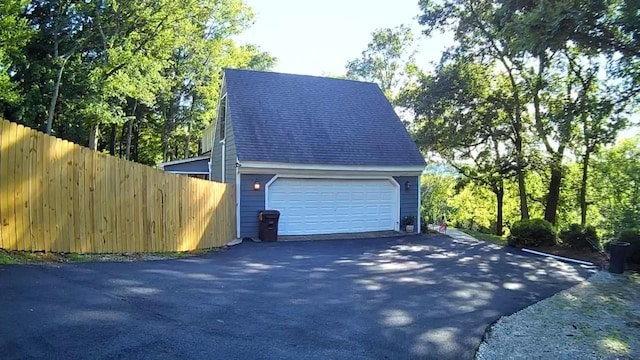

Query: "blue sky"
(233, 0), (451, 76)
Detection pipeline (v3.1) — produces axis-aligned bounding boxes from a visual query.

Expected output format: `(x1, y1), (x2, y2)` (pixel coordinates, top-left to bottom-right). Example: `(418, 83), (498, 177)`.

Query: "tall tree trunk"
(125, 101), (138, 160)
(544, 151), (565, 225)
(124, 120), (134, 160)
(531, 53), (564, 225)
(132, 120), (140, 163)
(88, 123), (99, 150)
(495, 186), (504, 236)
(162, 144), (169, 162)
(119, 123), (127, 157)
(185, 94), (198, 158)
(515, 126), (529, 220)
(184, 121), (191, 158)
(545, 169), (562, 225)
(516, 169), (529, 220)
(162, 101), (176, 162)
(46, 62), (66, 134)
(109, 124), (117, 155)
(503, 61), (529, 220)
(515, 133), (529, 220)
(580, 151), (590, 226)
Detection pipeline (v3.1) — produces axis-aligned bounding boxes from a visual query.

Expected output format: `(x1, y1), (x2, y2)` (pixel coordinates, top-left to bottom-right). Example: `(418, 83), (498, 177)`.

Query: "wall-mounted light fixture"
(253, 179), (261, 191)
(405, 181), (411, 191)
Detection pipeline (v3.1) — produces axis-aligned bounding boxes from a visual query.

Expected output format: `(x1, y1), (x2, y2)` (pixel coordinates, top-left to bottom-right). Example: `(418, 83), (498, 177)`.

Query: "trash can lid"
(260, 210), (280, 215)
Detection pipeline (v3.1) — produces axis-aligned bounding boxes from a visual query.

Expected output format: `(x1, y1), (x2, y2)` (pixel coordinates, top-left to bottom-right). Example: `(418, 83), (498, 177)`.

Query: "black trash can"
(609, 241), (630, 274)
(258, 210), (280, 242)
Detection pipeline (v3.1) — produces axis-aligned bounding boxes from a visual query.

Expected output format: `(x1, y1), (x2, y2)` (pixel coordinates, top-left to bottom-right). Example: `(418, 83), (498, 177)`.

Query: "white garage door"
(267, 178), (398, 235)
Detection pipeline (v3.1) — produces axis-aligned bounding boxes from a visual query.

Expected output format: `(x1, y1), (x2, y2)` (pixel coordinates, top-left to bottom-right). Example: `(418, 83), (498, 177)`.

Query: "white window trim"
(221, 140), (226, 182)
(210, 72), (226, 181)
(218, 95), (227, 142)
(236, 161), (241, 239)
(264, 174), (401, 232)
(239, 161), (424, 174)
(417, 175), (422, 234)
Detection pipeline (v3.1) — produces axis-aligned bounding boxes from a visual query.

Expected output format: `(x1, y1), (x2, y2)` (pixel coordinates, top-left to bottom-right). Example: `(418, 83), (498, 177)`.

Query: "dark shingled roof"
(224, 69), (425, 167)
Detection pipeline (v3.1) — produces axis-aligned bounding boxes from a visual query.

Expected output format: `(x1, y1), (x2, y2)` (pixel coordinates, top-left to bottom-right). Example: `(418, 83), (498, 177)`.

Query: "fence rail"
(0, 119), (235, 253)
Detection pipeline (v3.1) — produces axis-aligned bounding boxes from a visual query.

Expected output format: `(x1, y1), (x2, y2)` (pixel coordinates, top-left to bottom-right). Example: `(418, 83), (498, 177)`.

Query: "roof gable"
(224, 69), (425, 167)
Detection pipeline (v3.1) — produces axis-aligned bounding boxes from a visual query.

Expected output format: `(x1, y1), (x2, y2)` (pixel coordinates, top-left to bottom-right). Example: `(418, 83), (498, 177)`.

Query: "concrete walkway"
(428, 225), (486, 245)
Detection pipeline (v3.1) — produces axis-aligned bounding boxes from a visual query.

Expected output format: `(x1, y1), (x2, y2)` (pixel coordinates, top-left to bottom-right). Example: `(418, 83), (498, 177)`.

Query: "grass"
(458, 228), (508, 245)
(0, 252), (18, 264)
(68, 253), (94, 262)
(0, 247), (224, 264)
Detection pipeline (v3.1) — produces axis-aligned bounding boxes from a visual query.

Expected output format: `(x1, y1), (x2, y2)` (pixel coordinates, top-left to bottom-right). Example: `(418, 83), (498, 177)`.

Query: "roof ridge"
(223, 68), (381, 87)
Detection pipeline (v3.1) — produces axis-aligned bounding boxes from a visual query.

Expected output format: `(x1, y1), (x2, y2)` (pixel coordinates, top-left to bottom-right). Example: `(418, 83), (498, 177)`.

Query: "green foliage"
(0, 0), (276, 164)
(560, 224), (600, 250)
(0, 252), (18, 264)
(420, 169), (456, 224)
(416, 0), (638, 227)
(421, 137), (640, 246)
(618, 228), (640, 264)
(448, 182), (495, 232)
(508, 219), (557, 248)
(346, 25), (416, 100)
(591, 137), (640, 236)
(0, 0), (31, 114)
(420, 217), (432, 233)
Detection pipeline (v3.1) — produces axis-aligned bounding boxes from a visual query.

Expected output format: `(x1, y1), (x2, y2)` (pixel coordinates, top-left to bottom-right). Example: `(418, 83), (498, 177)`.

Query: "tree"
(404, 56), (519, 235)
(417, 0), (639, 225)
(0, 1), (31, 118)
(421, 166), (457, 225)
(2, 0), (275, 165)
(493, 0), (638, 225)
(346, 25), (416, 101)
(561, 50), (628, 226)
(419, 0), (533, 221)
(591, 137), (640, 236)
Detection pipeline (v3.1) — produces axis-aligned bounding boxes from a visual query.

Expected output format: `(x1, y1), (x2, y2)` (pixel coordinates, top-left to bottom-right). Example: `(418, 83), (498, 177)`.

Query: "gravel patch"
(477, 271), (640, 360)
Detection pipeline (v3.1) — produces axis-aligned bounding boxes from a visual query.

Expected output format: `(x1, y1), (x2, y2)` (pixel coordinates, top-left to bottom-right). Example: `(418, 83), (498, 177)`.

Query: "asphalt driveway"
(0, 234), (593, 359)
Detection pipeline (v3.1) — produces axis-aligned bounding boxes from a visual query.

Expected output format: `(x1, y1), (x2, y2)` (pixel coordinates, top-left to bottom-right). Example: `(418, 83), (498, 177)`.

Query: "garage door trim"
(265, 175), (400, 234)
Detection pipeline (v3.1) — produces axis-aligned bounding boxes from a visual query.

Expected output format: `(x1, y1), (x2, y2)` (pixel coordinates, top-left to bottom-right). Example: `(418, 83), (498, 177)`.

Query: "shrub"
(508, 219), (557, 248)
(618, 228), (640, 264)
(420, 217), (430, 233)
(560, 224), (600, 250)
(403, 215), (415, 226)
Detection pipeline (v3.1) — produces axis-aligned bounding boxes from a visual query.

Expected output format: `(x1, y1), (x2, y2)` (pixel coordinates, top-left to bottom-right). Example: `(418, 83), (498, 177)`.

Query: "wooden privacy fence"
(0, 119), (236, 253)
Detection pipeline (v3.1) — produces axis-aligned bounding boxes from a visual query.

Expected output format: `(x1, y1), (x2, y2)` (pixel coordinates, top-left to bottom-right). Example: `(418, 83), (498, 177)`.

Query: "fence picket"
(0, 119), (234, 253)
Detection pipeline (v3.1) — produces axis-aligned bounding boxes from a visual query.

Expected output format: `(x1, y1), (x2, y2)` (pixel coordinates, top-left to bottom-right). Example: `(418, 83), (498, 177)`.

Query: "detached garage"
(209, 69), (425, 239)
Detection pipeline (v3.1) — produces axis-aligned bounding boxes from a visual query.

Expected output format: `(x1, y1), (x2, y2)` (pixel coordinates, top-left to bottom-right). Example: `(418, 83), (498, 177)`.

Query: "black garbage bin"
(258, 210), (280, 242)
(609, 241), (630, 274)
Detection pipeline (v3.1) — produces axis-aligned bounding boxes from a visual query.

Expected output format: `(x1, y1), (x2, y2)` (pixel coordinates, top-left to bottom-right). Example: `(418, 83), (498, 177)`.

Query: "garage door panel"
(267, 178), (398, 235)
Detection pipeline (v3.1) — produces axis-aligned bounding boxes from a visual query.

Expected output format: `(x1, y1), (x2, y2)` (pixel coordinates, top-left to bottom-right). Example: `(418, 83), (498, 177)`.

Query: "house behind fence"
(0, 119), (236, 253)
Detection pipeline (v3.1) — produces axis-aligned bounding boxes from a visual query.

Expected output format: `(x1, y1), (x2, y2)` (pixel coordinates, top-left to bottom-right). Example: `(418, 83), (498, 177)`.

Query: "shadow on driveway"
(0, 234), (593, 359)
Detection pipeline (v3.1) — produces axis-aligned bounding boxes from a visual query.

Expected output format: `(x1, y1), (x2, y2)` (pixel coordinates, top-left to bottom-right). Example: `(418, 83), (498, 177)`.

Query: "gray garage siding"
(223, 119), (237, 184)
(394, 176), (420, 233)
(210, 84), (237, 184)
(239, 173), (275, 238)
